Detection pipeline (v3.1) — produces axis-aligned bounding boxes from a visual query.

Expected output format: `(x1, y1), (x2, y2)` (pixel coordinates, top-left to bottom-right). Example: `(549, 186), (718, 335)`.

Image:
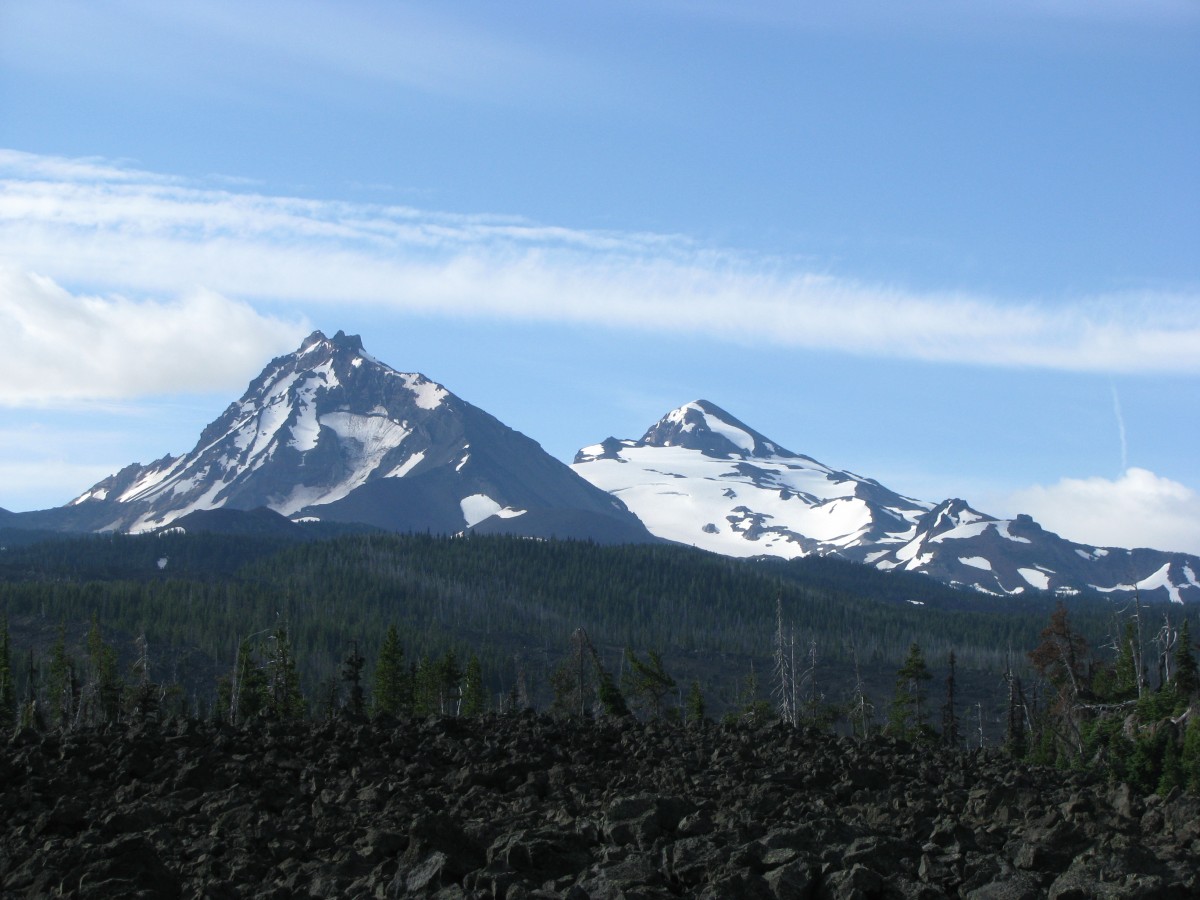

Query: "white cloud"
(0, 265), (308, 405)
(2, 149), (1200, 375)
(1009, 468), (1200, 555)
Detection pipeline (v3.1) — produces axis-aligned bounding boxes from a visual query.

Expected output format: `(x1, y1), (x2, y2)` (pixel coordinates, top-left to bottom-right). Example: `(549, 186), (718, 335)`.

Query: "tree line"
(3, 597), (1197, 797)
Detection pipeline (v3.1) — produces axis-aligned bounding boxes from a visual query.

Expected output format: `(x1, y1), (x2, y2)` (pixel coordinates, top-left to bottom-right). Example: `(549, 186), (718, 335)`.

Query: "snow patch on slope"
(460, 494), (526, 528)
(698, 408), (755, 452)
(1018, 568), (1051, 590)
(392, 373), (447, 410)
(386, 451), (425, 478)
(576, 444), (891, 558)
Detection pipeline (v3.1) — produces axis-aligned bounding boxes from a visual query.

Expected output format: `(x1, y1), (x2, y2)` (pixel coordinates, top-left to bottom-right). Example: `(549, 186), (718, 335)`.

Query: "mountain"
(17, 331), (654, 544)
(572, 400), (1200, 603)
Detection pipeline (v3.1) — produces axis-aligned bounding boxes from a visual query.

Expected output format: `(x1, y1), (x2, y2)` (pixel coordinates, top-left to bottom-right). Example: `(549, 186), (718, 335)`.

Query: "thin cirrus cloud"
(2, 148), (1199, 389)
(1, 0), (589, 107)
(1009, 468), (1200, 556)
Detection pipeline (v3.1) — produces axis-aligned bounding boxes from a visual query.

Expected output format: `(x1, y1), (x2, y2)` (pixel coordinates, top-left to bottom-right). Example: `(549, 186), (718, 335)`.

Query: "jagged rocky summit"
(572, 400), (1200, 603)
(23, 331), (653, 544)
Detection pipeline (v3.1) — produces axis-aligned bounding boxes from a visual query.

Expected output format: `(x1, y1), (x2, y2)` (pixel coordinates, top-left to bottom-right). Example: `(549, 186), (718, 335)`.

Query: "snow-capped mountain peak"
(54, 331), (652, 543)
(573, 402), (1200, 603)
(640, 400), (790, 459)
(574, 401), (932, 560)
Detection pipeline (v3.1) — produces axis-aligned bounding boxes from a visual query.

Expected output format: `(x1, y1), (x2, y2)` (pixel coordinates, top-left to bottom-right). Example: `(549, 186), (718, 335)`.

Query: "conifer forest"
(2, 526), (1197, 798)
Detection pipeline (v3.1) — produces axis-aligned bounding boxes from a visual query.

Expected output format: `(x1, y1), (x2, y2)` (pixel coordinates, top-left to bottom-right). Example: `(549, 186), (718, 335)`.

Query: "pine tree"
(19, 648), (43, 731)
(1028, 603), (1091, 759)
(1029, 603), (1089, 701)
(1005, 670), (1028, 759)
(941, 650), (960, 747)
(847, 646), (874, 739)
(83, 613), (122, 725)
(437, 650), (463, 715)
(47, 624), (77, 730)
(621, 649), (676, 719)
(1158, 733), (1184, 796)
(738, 662), (772, 724)
(597, 669), (629, 717)
(228, 638), (266, 723)
(685, 679), (706, 725)
(549, 660), (578, 718)
(1181, 716), (1200, 794)
(1174, 619), (1198, 697)
(461, 654), (485, 717)
(0, 616), (14, 733)
(264, 625), (304, 719)
(127, 631), (159, 723)
(317, 675), (340, 721)
(413, 657), (437, 715)
(341, 641), (366, 717)
(371, 625), (408, 717)
(888, 642), (931, 741)
(1112, 620), (1140, 701)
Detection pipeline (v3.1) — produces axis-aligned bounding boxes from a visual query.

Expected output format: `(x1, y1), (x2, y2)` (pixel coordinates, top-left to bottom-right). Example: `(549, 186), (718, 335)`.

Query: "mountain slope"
(23, 331), (653, 544)
(573, 400), (1200, 603)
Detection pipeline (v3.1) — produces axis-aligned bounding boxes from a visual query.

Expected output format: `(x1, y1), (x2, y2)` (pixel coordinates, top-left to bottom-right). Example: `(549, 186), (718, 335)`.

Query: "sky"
(1, 0), (1198, 554)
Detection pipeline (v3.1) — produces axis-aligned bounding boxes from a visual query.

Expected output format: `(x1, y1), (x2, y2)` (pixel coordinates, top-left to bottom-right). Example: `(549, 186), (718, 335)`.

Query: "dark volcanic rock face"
(2, 715), (1197, 898)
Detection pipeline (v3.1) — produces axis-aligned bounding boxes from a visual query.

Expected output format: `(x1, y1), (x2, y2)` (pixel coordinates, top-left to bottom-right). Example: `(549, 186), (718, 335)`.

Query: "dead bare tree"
(772, 594), (796, 725)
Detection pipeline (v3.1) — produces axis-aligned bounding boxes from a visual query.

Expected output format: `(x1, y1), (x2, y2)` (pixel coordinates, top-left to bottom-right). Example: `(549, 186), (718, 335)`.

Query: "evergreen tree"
(228, 638), (266, 723)
(460, 654), (485, 717)
(1174, 619), (1198, 697)
(549, 660), (578, 718)
(127, 631), (159, 724)
(437, 650), (463, 715)
(1158, 734), (1184, 796)
(371, 625), (408, 717)
(685, 679), (706, 725)
(47, 624), (77, 730)
(264, 625), (304, 719)
(888, 642), (931, 741)
(341, 641), (366, 717)
(1028, 603), (1091, 759)
(1182, 716), (1200, 794)
(413, 656), (438, 715)
(738, 662), (773, 724)
(847, 648), (874, 739)
(941, 650), (960, 747)
(1029, 603), (1089, 701)
(1005, 671), (1028, 759)
(84, 613), (122, 725)
(0, 616), (14, 732)
(621, 649), (676, 720)
(317, 675), (340, 721)
(1111, 620), (1140, 701)
(19, 649), (43, 731)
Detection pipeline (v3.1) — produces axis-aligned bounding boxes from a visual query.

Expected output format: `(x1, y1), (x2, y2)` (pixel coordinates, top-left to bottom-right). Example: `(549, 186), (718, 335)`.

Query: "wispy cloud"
(1, 0), (592, 107)
(0, 265), (307, 405)
(3, 149), (1199, 384)
(1009, 468), (1200, 556)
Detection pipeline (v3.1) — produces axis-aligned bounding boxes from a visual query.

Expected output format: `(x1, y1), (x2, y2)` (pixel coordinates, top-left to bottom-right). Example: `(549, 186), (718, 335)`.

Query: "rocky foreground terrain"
(2, 713), (1197, 899)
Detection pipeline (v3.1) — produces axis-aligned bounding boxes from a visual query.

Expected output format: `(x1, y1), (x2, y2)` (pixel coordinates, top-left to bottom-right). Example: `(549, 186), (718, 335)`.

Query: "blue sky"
(1, 0), (1198, 553)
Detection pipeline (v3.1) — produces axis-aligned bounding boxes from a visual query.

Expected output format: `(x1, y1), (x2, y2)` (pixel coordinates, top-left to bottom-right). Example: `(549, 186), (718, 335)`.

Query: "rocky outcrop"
(2, 714), (1196, 898)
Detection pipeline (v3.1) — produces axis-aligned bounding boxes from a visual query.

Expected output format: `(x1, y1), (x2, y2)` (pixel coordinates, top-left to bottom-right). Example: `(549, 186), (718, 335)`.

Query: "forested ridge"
(1, 529), (1197, 797)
